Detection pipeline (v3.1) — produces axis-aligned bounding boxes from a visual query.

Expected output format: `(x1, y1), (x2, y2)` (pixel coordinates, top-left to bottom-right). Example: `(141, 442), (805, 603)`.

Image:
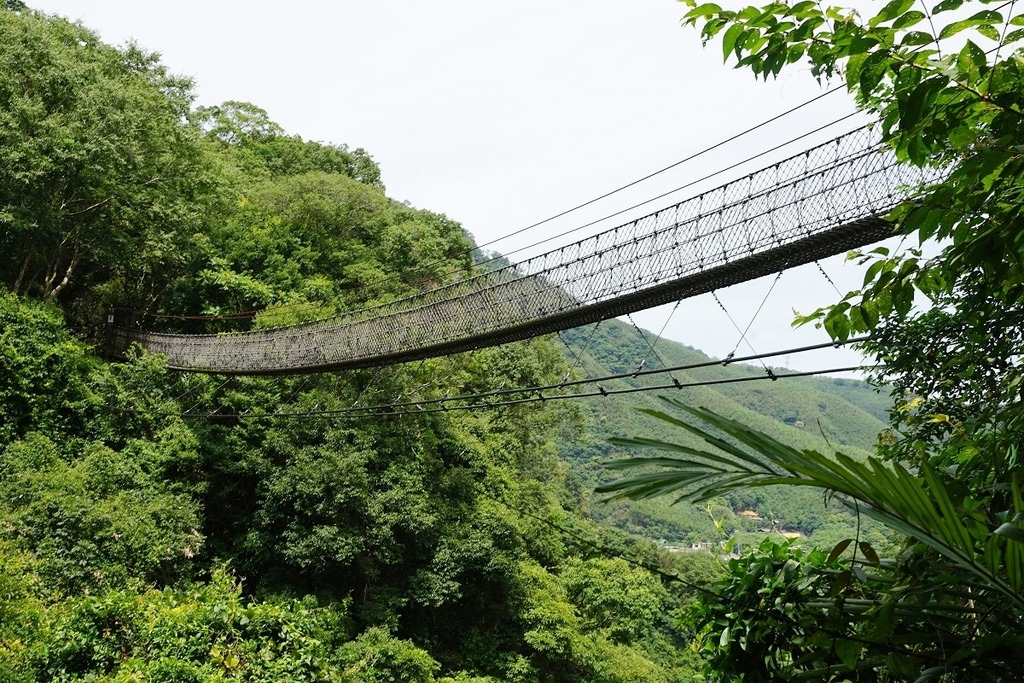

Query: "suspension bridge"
(107, 125), (931, 376)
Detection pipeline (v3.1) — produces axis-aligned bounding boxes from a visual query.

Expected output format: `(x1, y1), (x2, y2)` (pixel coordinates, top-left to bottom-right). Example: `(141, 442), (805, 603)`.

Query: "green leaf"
(787, 42), (807, 63)
(863, 258), (888, 287)
(859, 541), (881, 565)
(685, 2), (724, 20)
(860, 298), (880, 327)
(955, 40), (987, 81)
(603, 402), (1024, 613)
(948, 124), (978, 151)
(835, 638), (863, 669)
(859, 49), (893, 98)
(827, 538), (853, 563)
(932, 0), (965, 14)
(792, 15), (825, 40)
(976, 23), (1000, 40)
(722, 22), (745, 60)
(849, 303), (867, 332)
(824, 309), (852, 342)
(995, 523), (1024, 544)
(902, 30), (936, 45)
(938, 20), (976, 39)
(899, 76), (947, 135)
(872, 0), (916, 26)
(939, 11), (1003, 39)
(893, 10), (926, 29)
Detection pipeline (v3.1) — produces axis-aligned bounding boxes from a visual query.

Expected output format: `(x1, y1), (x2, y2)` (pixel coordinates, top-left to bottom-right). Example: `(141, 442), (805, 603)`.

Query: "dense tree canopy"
(0, 8), (216, 312)
(2, 3), (963, 680)
(603, 0), (1024, 679)
(0, 6), (712, 681)
(195, 100), (384, 188)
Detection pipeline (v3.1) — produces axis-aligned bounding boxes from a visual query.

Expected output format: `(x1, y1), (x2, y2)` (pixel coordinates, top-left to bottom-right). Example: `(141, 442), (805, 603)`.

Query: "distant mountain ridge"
(558, 319), (892, 547)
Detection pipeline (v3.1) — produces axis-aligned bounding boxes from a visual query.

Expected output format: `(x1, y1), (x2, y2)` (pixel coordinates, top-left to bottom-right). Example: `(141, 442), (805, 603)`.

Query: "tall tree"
(0, 7), (213, 311)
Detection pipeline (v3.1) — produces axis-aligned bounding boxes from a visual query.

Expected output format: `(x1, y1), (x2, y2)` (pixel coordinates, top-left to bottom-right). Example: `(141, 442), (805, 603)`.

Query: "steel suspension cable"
(126, 337), (869, 421)
(463, 111), (864, 272)
(247, 366), (874, 420)
(470, 86), (847, 253)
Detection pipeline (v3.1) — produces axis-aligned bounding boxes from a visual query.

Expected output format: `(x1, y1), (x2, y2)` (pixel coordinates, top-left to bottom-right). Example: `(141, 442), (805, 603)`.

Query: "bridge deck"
(109, 127), (929, 375)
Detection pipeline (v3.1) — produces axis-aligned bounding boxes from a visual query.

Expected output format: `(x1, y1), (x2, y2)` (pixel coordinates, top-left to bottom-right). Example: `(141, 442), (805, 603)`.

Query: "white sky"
(30, 0), (884, 373)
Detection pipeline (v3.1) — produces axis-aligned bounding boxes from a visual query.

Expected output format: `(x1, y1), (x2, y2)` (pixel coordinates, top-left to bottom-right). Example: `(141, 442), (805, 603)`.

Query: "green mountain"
(557, 320), (894, 549)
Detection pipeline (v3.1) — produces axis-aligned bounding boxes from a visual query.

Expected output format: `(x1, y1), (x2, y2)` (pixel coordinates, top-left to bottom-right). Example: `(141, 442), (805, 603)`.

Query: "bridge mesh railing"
(111, 125), (933, 374)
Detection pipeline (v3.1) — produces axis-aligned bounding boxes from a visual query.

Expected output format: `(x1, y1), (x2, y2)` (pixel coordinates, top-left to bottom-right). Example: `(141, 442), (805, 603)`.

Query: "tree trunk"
(45, 247), (80, 301)
(12, 247), (32, 295)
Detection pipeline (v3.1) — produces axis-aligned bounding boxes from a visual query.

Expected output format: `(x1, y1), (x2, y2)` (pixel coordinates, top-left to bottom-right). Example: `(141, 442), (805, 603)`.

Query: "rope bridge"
(108, 126), (931, 375)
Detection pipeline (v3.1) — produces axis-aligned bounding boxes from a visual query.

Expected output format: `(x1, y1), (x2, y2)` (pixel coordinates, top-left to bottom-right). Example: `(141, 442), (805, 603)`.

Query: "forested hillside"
(9, 2), (1011, 681)
(0, 7), (711, 681)
(560, 320), (895, 551)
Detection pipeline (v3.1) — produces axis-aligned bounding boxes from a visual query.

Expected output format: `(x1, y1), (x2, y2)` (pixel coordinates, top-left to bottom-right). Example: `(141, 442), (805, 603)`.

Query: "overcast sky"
(30, 0), (881, 373)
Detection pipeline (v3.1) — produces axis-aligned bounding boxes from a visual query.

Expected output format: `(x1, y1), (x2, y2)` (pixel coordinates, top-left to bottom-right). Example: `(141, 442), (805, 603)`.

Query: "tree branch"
(46, 245), (81, 301)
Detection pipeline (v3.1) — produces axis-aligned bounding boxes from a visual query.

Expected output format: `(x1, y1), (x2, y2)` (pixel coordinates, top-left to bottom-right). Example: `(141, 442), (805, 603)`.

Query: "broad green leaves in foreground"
(600, 397), (1024, 679)
(682, 0), (1024, 340)
(647, 0), (1024, 679)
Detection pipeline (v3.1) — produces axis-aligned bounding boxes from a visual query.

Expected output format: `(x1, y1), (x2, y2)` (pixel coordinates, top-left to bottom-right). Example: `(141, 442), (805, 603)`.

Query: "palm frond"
(599, 397), (1024, 611)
